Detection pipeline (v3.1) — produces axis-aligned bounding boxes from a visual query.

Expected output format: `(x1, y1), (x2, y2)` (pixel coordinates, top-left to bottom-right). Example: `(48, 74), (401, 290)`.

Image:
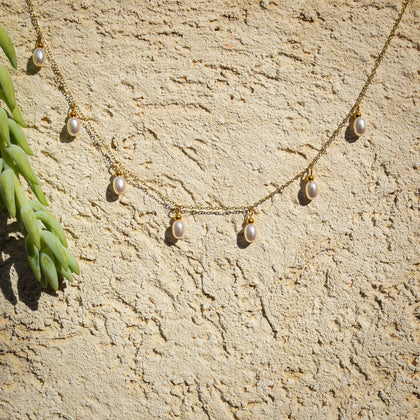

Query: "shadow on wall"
(0, 209), (46, 310)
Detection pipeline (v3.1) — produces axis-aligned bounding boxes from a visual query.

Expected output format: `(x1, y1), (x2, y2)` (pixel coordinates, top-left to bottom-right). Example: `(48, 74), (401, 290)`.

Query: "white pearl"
(113, 176), (126, 195)
(244, 223), (257, 243)
(172, 219), (185, 239)
(353, 117), (366, 136)
(305, 180), (318, 200)
(67, 117), (81, 136)
(32, 47), (46, 67)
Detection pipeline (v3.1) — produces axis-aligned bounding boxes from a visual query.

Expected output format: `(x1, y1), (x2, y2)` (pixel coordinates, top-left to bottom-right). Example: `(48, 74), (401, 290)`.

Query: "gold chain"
(25, 0), (410, 216)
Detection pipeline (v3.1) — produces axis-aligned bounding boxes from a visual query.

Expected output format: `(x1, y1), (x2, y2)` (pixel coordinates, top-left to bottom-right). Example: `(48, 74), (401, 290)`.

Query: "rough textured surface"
(0, 1), (419, 419)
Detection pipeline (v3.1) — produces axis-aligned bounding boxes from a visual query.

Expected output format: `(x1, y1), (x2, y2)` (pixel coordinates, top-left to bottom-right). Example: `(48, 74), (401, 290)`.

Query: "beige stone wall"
(0, 1), (418, 418)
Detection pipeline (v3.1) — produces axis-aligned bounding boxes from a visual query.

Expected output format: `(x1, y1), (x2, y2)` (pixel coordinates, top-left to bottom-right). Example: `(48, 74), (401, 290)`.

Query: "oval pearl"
(67, 117), (81, 136)
(244, 223), (257, 243)
(305, 181), (318, 200)
(353, 117), (366, 137)
(172, 219), (185, 239)
(32, 47), (46, 67)
(113, 176), (126, 195)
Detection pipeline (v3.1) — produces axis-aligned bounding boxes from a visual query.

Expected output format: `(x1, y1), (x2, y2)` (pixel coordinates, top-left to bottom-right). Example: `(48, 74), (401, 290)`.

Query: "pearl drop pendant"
(32, 47), (46, 67)
(305, 170), (318, 200)
(113, 175), (126, 195)
(305, 180), (318, 200)
(353, 116), (366, 137)
(244, 212), (257, 243)
(67, 117), (81, 137)
(172, 213), (185, 240)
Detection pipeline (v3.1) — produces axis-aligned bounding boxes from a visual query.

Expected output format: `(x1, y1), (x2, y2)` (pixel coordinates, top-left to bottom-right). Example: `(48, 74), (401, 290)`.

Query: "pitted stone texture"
(0, 1), (418, 419)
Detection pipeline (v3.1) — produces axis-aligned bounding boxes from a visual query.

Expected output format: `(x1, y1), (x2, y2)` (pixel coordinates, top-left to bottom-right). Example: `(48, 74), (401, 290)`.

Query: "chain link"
(25, 0), (409, 217)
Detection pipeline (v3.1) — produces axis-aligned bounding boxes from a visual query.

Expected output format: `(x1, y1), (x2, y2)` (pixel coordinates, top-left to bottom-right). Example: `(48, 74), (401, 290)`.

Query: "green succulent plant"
(0, 25), (79, 290)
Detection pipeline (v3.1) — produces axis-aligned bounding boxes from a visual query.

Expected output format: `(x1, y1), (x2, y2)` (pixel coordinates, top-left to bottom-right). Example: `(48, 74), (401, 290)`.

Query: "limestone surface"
(0, 1), (419, 419)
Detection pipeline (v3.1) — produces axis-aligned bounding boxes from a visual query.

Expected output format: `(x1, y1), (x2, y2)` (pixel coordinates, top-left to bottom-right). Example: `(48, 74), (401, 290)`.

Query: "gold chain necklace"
(25, 0), (410, 243)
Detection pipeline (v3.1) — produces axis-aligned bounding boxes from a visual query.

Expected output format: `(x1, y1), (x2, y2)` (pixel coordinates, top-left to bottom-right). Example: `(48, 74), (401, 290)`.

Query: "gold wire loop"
(354, 105), (362, 118)
(306, 166), (314, 182)
(35, 37), (44, 49)
(69, 103), (77, 118)
(246, 207), (255, 224)
(114, 168), (123, 177)
(174, 206), (182, 220)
